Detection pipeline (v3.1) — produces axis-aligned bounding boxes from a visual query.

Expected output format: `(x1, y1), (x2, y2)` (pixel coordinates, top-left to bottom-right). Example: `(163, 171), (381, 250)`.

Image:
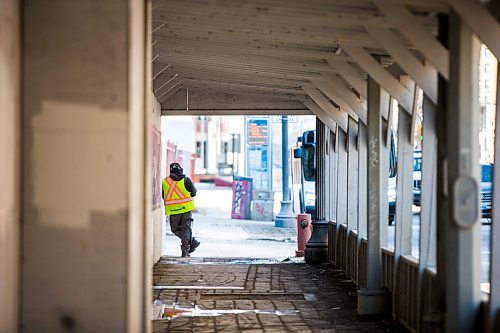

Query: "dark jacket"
(162, 172), (197, 199)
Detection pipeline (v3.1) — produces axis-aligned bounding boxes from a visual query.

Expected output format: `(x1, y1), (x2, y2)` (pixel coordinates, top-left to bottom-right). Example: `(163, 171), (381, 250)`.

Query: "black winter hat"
(170, 162), (183, 174)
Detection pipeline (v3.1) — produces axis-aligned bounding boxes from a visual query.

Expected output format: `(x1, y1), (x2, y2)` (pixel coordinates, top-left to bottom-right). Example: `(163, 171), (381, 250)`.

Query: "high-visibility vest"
(162, 177), (194, 215)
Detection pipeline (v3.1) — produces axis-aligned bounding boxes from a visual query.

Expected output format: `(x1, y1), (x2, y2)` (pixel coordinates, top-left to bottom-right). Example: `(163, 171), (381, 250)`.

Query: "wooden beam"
(368, 27), (438, 104)
(310, 78), (360, 123)
(374, 2), (449, 79)
(182, 78), (305, 96)
(323, 73), (368, 124)
(154, 37), (350, 62)
(161, 108), (311, 116)
(449, 0), (500, 60)
(303, 83), (348, 132)
(327, 59), (367, 98)
(342, 45), (414, 113)
(303, 97), (338, 133)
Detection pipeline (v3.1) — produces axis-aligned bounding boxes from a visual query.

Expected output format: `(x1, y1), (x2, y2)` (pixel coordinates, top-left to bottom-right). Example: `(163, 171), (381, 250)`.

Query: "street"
(387, 210), (492, 283)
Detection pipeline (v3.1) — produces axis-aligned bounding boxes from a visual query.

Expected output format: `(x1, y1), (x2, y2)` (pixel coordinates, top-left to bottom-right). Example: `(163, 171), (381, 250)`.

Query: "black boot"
(189, 238), (200, 253)
(181, 250), (190, 258)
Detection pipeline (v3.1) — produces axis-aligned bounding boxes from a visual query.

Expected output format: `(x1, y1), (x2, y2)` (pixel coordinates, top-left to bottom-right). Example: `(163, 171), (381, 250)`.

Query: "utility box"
(250, 190), (273, 221)
(251, 199), (274, 221)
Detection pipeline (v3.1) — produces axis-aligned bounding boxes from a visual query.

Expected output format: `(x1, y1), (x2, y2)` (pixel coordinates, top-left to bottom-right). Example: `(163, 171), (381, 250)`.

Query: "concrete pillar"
(445, 10), (482, 333)
(358, 76), (389, 315)
(0, 0), (20, 332)
(22, 1), (150, 332)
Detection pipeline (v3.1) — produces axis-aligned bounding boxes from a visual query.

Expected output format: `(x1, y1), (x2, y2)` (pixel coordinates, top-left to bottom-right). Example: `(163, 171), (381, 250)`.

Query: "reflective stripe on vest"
(162, 177), (194, 215)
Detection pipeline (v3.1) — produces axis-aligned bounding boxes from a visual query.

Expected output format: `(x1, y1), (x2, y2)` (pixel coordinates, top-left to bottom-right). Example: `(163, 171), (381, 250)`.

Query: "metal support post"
(305, 118), (329, 263)
(489, 67), (500, 332)
(445, 11), (482, 333)
(276, 115), (295, 228)
(419, 94), (438, 330)
(358, 77), (390, 315)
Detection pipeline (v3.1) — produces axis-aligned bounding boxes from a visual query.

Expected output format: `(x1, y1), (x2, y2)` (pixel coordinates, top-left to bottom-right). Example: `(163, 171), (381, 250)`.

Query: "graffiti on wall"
(152, 126), (162, 210)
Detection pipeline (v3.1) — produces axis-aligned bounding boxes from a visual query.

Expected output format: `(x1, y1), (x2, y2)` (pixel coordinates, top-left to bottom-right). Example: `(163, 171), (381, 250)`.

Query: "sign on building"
(245, 117), (272, 192)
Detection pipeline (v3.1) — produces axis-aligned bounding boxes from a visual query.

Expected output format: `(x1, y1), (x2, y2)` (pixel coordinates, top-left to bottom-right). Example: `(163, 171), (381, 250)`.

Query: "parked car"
(413, 151), (422, 206)
(481, 163), (493, 219)
(388, 176), (396, 225)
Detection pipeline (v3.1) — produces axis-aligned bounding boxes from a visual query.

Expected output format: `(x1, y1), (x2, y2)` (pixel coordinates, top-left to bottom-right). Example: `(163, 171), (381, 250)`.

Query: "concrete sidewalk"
(152, 258), (408, 332)
(164, 183), (300, 259)
(165, 213), (299, 258)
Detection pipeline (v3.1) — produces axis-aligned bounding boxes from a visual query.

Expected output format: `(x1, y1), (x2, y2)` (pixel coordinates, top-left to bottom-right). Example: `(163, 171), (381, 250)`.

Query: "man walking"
(162, 162), (200, 257)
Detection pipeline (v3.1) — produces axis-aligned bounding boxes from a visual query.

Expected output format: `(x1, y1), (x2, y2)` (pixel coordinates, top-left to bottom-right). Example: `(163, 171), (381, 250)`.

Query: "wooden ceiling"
(152, 0), (449, 117)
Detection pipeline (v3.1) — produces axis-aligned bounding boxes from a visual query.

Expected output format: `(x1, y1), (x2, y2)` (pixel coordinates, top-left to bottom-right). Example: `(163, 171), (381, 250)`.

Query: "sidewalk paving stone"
(152, 257), (408, 332)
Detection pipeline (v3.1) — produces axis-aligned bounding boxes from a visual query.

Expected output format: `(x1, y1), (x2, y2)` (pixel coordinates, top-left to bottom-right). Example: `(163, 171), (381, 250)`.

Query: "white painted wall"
(0, 0), (20, 331)
(22, 1), (148, 331)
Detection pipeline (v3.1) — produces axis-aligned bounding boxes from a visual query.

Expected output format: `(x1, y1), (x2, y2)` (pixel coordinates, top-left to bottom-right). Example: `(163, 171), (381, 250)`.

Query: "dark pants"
(169, 211), (193, 252)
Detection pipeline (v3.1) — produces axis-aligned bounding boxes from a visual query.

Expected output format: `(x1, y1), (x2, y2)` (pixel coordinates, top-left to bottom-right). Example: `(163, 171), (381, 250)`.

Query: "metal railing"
(397, 255), (420, 330)
(346, 231), (358, 282)
(358, 238), (367, 288)
(327, 224), (442, 331)
(381, 248), (395, 292)
(337, 224), (348, 271)
(328, 221), (337, 263)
